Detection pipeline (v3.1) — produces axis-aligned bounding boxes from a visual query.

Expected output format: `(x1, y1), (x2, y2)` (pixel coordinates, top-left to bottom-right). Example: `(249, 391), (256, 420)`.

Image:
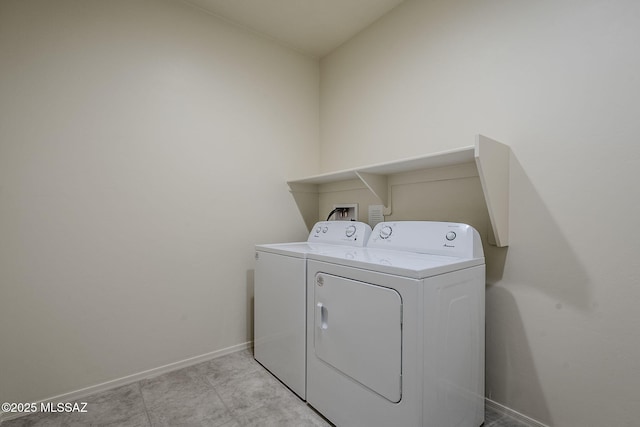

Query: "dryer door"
(313, 273), (402, 403)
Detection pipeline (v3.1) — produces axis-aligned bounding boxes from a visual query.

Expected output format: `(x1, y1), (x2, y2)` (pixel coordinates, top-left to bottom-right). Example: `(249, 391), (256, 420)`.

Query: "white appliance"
(306, 221), (485, 427)
(254, 221), (372, 399)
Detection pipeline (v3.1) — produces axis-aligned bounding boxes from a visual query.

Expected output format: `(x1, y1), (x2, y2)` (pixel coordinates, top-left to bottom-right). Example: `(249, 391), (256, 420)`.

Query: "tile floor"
(3, 349), (530, 427)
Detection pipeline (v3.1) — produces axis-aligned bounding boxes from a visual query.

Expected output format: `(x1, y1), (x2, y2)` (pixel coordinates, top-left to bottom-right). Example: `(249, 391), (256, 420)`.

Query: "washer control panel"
(367, 221), (483, 259)
(308, 221), (372, 247)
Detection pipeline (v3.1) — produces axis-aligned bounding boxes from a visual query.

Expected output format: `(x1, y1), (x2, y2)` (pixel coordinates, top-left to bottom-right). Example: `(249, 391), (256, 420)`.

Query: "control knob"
(379, 225), (393, 239)
(345, 225), (357, 238)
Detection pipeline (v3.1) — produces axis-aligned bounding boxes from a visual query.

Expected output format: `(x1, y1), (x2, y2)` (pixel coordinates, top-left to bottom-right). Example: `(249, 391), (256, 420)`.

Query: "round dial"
(315, 226), (321, 234)
(446, 231), (457, 241)
(345, 225), (357, 237)
(379, 225), (393, 239)
(322, 226), (328, 233)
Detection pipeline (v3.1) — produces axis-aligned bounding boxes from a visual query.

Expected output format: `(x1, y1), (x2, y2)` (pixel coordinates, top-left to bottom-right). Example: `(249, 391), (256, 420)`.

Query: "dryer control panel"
(308, 221), (372, 247)
(367, 221), (483, 259)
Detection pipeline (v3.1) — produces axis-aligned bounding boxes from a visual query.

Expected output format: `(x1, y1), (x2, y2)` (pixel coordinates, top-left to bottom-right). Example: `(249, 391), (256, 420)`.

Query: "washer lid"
(255, 242), (341, 258)
(255, 221), (373, 258)
(306, 246), (484, 279)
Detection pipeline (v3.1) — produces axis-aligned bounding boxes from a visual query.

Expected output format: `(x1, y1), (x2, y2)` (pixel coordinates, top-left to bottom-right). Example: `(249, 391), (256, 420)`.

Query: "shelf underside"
(288, 135), (509, 247)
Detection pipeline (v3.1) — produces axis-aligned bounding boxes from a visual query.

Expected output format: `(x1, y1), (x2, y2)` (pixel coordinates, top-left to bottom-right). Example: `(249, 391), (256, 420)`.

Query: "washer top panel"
(255, 221), (372, 257)
(307, 221), (371, 246)
(256, 242), (346, 258)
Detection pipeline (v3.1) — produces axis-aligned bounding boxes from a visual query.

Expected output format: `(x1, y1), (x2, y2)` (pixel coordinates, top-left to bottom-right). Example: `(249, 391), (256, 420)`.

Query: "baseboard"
(485, 398), (549, 427)
(0, 341), (252, 424)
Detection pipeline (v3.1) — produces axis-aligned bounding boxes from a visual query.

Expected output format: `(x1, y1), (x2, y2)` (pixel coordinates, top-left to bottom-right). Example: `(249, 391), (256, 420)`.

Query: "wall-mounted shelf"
(288, 135), (510, 247)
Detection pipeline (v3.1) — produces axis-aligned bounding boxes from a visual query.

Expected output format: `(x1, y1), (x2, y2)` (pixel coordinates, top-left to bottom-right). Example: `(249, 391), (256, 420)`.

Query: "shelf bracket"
(355, 171), (389, 209)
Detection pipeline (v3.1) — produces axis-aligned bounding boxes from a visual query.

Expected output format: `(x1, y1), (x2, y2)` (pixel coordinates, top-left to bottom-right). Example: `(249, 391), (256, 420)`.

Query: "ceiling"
(183, 0), (406, 58)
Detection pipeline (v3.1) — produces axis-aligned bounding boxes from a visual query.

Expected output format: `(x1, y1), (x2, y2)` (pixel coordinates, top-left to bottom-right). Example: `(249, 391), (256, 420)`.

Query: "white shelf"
(288, 135), (510, 247)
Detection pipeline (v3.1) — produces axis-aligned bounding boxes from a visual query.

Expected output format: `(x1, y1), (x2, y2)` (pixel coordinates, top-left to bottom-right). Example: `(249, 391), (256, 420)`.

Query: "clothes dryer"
(306, 221), (485, 426)
(254, 221), (371, 399)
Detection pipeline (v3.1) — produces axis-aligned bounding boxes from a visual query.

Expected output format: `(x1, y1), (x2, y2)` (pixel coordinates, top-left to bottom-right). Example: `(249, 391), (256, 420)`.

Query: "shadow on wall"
(486, 285), (552, 425)
(485, 153), (592, 425)
(246, 269), (255, 348)
(507, 154), (592, 311)
(485, 241), (508, 286)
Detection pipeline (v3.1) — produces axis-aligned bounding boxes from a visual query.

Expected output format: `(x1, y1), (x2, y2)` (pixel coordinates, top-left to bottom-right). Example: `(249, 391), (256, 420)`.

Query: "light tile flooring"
(4, 349), (529, 427)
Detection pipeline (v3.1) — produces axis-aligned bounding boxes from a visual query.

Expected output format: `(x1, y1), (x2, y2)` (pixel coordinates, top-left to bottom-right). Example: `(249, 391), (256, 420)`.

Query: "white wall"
(0, 0), (317, 404)
(320, 0), (640, 426)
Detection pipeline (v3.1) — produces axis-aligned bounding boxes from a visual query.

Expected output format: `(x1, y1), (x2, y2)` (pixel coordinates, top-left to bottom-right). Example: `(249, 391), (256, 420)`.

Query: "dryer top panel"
(307, 247), (483, 279)
(367, 221), (483, 259)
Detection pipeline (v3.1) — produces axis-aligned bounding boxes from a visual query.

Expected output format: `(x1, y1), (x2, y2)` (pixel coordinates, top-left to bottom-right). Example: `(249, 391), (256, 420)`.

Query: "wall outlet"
(332, 204), (358, 221)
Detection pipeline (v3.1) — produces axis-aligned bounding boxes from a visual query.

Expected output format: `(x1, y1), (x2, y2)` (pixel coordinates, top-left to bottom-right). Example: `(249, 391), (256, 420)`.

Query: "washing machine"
(305, 221), (485, 427)
(254, 221), (371, 399)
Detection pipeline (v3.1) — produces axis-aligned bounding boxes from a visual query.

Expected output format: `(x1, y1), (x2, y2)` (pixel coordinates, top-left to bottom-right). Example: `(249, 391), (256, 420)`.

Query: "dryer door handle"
(316, 302), (328, 330)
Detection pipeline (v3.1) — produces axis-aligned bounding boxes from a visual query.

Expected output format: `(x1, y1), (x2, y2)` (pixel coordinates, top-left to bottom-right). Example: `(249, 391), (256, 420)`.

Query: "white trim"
(0, 342), (252, 424)
(485, 398), (549, 427)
